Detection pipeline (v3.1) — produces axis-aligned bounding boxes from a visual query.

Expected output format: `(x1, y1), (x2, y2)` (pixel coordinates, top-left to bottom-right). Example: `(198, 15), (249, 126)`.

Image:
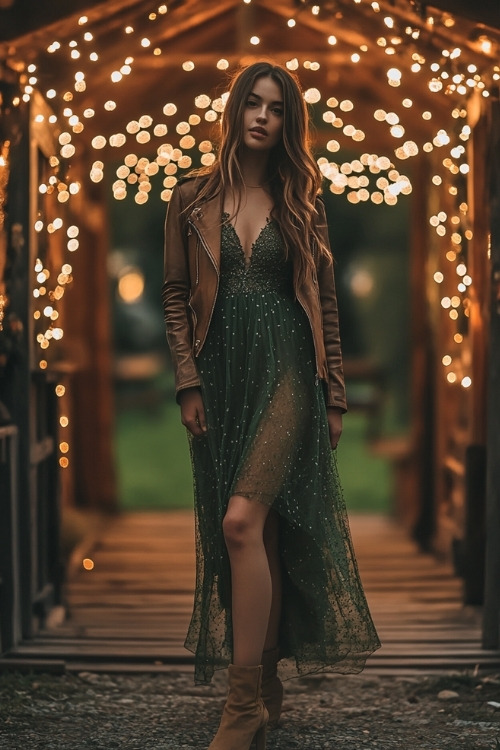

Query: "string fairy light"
(2, 0), (496, 443)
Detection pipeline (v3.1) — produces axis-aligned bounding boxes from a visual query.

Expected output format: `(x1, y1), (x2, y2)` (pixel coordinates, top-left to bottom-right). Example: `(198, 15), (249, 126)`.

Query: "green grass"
(115, 384), (392, 513)
(335, 413), (391, 512)
(115, 393), (194, 510)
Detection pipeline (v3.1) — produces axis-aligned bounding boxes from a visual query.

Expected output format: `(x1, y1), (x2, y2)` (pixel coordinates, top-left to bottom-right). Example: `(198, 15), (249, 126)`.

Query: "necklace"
(243, 183), (266, 189)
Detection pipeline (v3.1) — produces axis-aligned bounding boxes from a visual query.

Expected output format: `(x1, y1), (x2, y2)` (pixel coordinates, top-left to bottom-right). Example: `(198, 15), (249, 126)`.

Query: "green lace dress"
(185, 212), (380, 684)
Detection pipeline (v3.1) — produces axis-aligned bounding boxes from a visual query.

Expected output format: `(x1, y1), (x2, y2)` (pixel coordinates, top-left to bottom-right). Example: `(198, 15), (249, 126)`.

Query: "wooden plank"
(18, 639), (498, 657)
(0, 658), (66, 674)
(12, 641), (500, 664)
(7, 510), (498, 674)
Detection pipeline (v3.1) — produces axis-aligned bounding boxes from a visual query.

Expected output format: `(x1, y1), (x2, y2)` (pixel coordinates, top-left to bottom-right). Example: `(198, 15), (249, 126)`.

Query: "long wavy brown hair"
(189, 61), (331, 285)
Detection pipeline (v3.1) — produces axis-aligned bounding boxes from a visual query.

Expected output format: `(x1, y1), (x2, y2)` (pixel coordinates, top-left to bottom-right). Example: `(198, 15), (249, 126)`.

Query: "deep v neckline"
(222, 211), (272, 269)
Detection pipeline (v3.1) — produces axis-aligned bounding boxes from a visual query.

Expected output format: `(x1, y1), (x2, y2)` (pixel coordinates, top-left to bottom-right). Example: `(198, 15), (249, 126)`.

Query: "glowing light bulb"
(387, 67), (402, 82)
(390, 125), (405, 138)
(478, 36), (493, 55)
(304, 88), (321, 104)
(429, 79), (443, 93)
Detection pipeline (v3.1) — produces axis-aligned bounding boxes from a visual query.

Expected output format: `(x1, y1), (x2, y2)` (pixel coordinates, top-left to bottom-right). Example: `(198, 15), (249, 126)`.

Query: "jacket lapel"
(189, 191), (223, 271)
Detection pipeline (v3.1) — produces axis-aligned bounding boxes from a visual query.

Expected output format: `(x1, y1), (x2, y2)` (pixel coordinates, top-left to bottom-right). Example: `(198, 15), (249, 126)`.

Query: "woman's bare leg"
(263, 510), (282, 651)
(223, 495), (272, 666)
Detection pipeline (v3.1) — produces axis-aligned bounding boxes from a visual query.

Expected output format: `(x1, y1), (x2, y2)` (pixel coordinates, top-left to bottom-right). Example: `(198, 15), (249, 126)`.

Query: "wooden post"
(483, 99), (500, 649)
(63, 174), (118, 511)
(462, 96), (490, 604)
(464, 444), (486, 604)
(410, 157), (436, 550)
(0, 424), (20, 653)
(2, 100), (34, 639)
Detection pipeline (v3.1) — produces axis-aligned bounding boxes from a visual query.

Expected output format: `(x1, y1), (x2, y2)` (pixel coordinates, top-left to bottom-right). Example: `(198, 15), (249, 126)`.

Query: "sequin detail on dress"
(219, 213), (293, 295)
(185, 213), (380, 684)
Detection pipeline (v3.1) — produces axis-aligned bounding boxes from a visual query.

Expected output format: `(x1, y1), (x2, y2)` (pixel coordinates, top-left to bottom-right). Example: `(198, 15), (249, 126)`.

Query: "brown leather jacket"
(162, 177), (347, 411)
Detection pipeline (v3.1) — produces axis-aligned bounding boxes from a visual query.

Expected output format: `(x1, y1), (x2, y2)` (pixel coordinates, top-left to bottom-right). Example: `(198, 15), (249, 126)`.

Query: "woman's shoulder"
(174, 174), (210, 203)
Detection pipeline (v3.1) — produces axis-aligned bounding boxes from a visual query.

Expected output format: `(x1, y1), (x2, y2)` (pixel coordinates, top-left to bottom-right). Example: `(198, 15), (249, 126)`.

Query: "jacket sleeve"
(315, 199), (347, 412)
(162, 185), (201, 400)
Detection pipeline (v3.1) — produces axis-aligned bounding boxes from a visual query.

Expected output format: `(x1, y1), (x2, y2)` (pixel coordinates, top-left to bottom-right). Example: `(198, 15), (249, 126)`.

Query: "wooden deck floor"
(11, 511), (500, 674)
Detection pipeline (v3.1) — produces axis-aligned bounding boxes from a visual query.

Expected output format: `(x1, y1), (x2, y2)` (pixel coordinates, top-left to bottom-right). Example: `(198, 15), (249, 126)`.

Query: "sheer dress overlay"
(185, 213), (380, 684)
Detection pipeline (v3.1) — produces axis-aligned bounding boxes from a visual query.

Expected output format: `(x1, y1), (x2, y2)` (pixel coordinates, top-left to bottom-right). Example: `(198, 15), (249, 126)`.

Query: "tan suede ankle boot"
(208, 664), (268, 750)
(261, 648), (283, 730)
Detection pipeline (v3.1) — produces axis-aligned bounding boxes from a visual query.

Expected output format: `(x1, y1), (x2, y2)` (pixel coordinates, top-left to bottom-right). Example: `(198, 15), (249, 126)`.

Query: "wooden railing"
(0, 423), (20, 654)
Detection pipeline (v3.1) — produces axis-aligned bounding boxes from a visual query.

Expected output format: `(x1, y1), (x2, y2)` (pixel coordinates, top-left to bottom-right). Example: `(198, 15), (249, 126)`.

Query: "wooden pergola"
(0, 0), (499, 662)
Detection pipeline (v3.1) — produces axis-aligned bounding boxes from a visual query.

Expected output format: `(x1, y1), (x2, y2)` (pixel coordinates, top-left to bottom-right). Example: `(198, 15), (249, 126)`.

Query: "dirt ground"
(1, 668), (499, 749)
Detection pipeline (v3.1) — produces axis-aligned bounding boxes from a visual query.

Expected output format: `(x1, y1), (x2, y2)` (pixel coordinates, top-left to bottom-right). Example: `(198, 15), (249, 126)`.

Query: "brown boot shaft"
(261, 648), (283, 730)
(208, 664), (268, 750)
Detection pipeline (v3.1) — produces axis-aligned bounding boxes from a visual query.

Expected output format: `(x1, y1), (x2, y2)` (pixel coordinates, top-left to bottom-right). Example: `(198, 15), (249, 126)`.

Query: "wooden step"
(4, 511), (499, 675)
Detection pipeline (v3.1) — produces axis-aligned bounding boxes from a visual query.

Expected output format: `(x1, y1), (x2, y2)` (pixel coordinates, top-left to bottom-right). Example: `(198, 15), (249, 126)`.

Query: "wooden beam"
(467, 93), (490, 446)
(0, 0), (146, 44)
(261, 0), (498, 70)
(0, 425), (21, 653)
(483, 99), (500, 649)
(457, 94), (489, 605)
(407, 157), (436, 547)
(4, 99), (34, 639)
(428, 1), (500, 31)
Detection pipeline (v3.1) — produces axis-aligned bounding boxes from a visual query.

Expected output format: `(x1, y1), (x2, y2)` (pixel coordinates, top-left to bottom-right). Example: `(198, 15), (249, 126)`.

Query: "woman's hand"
(178, 388), (207, 437)
(327, 406), (343, 450)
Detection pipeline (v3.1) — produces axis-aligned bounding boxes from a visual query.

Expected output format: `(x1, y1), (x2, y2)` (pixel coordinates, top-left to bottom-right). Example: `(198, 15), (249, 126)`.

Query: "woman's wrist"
(178, 386), (201, 403)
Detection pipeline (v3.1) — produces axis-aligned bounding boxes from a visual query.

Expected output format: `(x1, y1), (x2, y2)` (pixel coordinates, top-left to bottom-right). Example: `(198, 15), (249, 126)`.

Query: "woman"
(162, 61), (380, 750)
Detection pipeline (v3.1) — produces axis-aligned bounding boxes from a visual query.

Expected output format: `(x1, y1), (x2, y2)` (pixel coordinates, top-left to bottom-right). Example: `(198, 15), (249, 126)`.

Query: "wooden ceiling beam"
(0, 0), (147, 51)
(3, 0), (236, 66)
(4, 0), (474, 155)
(258, 0), (497, 69)
(0, 0), (137, 43)
(351, 0), (499, 65)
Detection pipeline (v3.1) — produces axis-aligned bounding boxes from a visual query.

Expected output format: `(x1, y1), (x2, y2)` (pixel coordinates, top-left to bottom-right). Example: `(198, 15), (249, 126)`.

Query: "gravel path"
(1, 668), (500, 749)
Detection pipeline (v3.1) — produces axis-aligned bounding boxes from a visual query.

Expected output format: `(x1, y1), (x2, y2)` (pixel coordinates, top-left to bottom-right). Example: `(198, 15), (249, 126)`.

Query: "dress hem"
(183, 639), (382, 686)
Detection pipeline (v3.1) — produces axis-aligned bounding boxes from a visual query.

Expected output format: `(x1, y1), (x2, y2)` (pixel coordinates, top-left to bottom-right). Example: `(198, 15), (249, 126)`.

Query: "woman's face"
(241, 75), (284, 152)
